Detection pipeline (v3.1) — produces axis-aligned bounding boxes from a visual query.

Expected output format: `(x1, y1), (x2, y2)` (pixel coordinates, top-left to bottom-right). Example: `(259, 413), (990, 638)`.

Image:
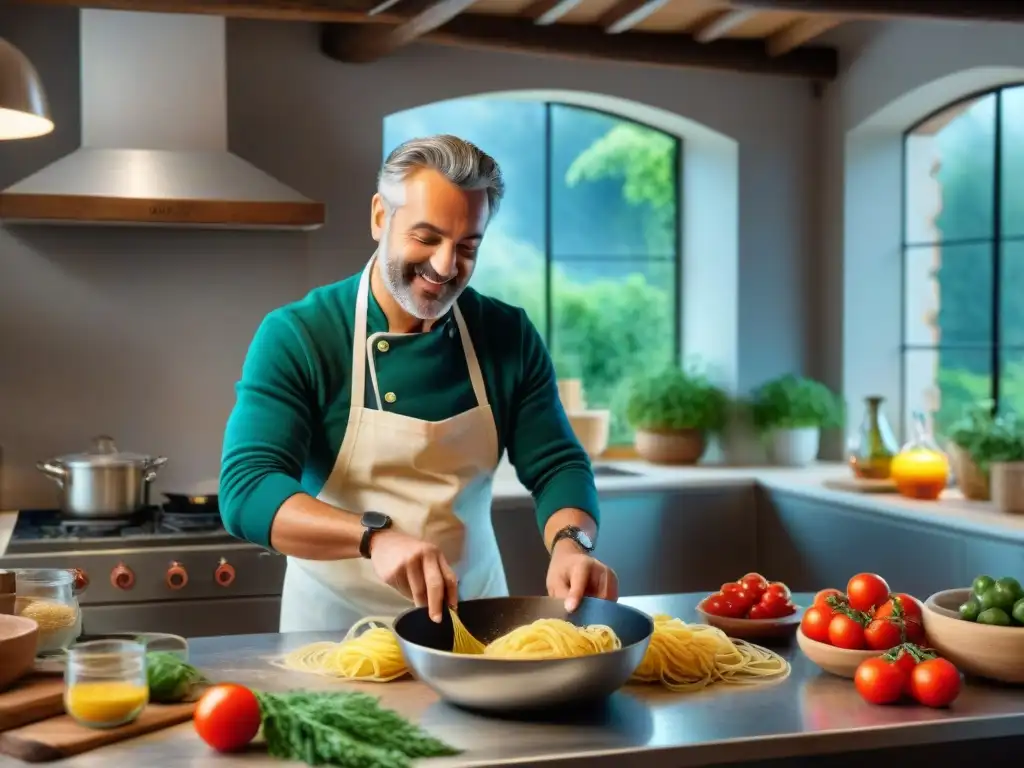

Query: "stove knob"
(110, 563), (135, 591)
(165, 562), (188, 590)
(71, 568), (90, 594)
(214, 560), (235, 588)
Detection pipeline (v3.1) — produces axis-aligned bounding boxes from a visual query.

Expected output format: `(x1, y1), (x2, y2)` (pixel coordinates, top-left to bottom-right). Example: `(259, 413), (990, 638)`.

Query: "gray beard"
(378, 237), (457, 322)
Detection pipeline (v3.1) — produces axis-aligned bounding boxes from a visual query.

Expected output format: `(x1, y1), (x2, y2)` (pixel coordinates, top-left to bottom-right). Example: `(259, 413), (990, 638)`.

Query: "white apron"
(279, 255), (508, 632)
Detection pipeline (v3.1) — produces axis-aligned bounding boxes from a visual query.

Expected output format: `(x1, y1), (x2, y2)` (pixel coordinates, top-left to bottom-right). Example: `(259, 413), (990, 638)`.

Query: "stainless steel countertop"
(7, 593), (1024, 767)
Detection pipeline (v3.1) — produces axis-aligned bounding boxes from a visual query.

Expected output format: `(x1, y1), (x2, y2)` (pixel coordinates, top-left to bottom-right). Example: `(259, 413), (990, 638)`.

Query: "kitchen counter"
(497, 460), (1024, 544)
(18, 593), (1024, 767)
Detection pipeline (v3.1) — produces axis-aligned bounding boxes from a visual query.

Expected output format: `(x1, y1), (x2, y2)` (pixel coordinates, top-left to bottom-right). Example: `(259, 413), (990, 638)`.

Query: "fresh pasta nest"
(276, 609), (789, 693)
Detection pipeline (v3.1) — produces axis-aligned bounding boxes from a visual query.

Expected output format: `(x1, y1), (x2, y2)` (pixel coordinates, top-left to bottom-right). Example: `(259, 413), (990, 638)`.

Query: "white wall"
(819, 19), (1024, 450)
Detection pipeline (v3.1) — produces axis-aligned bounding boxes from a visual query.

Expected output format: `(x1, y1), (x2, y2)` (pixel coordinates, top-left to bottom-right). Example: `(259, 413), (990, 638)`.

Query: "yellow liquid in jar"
(65, 682), (149, 727)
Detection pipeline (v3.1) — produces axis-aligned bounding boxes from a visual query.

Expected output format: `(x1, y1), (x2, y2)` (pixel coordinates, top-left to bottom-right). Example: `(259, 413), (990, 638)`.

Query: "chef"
(219, 134), (619, 633)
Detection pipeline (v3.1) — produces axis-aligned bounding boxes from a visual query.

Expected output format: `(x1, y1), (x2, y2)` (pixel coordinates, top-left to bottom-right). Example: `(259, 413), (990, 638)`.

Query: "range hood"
(0, 10), (325, 230)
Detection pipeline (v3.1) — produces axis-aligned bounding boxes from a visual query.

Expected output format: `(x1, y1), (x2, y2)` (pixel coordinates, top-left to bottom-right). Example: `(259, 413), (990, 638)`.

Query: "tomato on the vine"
(828, 613), (866, 649)
(846, 573), (890, 612)
(874, 593), (924, 624)
(813, 588), (845, 611)
(903, 619), (926, 644)
(864, 618), (902, 651)
(855, 657), (906, 705)
(886, 646), (919, 686)
(194, 684), (262, 753)
(909, 658), (961, 708)
(800, 606), (832, 643)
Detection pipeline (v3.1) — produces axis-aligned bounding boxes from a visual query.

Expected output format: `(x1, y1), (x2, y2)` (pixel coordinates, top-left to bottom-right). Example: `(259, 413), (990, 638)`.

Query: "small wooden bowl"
(796, 628), (877, 678)
(922, 588), (1024, 684)
(0, 615), (39, 691)
(696, 600), (804, 640)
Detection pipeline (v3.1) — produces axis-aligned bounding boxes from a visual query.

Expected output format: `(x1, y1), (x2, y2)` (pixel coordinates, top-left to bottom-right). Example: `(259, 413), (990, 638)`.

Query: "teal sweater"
(219, 273), (599, 548)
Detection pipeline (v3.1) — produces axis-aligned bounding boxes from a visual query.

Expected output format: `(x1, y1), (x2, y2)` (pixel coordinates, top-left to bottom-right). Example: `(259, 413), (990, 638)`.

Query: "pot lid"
(57, 435), (155, 468)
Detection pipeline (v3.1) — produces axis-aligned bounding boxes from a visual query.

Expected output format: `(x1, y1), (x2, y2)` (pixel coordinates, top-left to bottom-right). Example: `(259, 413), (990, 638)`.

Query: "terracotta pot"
(633, 428), (707, 465)
(947, 443), (990, 501)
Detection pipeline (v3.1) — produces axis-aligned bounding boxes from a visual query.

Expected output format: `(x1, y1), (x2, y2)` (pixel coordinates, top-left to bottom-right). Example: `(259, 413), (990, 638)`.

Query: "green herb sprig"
(255, 691), (460, 768)
(146, 651), (208, 703)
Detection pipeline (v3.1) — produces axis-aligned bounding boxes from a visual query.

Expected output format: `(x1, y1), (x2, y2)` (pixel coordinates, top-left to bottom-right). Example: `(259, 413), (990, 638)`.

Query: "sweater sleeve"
(219, 309), (313, 547)
(505, 310), (600, 533)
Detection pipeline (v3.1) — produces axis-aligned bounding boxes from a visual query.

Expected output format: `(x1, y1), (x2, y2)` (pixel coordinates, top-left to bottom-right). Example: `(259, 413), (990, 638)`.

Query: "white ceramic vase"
(767, 427), (820, 467)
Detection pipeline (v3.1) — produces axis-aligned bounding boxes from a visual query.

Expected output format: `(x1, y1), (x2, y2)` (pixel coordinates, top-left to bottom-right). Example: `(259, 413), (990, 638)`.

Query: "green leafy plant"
(146, 651), (207, 703)
(947, 402), (1024, 473)
(624, 366), (729, 433)
(750, 374), (844, 433)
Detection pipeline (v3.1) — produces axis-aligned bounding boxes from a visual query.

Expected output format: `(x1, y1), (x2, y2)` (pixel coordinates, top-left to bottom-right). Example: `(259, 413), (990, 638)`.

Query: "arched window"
(384, 99), (682, 443)
(902, 84), (1024, 436)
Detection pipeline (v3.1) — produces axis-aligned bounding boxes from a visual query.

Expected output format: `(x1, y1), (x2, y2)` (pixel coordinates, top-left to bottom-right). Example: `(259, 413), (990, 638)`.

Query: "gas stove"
(1, 505), (285, 638)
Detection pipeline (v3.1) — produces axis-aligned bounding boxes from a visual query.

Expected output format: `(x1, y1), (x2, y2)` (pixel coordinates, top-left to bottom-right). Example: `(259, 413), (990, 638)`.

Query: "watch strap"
(551, 525), (594, 554)
(358, 512), (392, 559)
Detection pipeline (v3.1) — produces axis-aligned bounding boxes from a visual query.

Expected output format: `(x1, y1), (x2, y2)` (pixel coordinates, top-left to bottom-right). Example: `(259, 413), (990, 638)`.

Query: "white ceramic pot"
(767, 427), (820, 467)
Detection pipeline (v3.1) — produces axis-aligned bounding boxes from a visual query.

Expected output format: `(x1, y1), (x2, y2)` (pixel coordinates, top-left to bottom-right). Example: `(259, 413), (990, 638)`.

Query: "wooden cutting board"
(0, 677), (65, 732)
(0, 702), (195, 763)
(823, 477), (898, 494)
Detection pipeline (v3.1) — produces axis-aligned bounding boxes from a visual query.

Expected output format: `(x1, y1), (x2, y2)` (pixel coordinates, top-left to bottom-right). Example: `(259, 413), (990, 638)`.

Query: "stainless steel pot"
(36, 436), (168, 519)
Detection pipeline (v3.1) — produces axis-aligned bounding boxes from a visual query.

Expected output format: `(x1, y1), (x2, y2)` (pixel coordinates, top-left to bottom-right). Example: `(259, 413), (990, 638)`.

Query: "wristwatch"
(359, 511), (393, 558)
(550, 525), (595, 554)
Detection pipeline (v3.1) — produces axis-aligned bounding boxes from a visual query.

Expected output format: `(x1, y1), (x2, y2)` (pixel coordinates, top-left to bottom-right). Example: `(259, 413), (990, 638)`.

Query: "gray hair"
(378, 134), (505, 219)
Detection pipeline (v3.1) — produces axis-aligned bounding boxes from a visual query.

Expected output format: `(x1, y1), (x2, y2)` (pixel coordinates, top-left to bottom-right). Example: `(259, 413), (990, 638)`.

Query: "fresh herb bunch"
(947, 402), (1024, 473)
(146, 651), (207, 703)
(256, 691), (460, 768)
(749, 374), (844, 433)
(624, 366), (729, 433)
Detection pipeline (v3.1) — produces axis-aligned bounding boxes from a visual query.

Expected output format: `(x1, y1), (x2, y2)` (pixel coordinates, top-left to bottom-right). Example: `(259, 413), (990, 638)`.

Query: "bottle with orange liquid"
(890, 412), (950, 501)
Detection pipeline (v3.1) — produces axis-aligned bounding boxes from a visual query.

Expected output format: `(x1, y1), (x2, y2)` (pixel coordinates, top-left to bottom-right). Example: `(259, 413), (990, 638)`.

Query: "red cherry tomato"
(828, 614), (866, 649)
(749, 603), (770, 620)
(721, 582), (745, 596)
(846, 573), (891, 613)
(813, 588), (845, 611)
(800, 605), (832, 643)
(194, 684), (262, 753)
(874, 593), (924, 624)
(731, 589), (758, 611)
(864, 618), (902, 651)
(702, 593), (730, 617)
(903, 619), (926, 645)
(855, 657), (906, 705)
(765, 582), (791, 600)
(739, 573), (768, 598)
(887, 647), (918, 691)
(909, 658), (962, 708)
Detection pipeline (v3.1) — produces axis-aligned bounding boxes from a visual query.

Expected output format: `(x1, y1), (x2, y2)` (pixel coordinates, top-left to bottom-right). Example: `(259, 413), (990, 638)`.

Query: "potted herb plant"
(750, 374), (844, 467)
(948, 404), (1024, 510)
(624, 366), (729, 465)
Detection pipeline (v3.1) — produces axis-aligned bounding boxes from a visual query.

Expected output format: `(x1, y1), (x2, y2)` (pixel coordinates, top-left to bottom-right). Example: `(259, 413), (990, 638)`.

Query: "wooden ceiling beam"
(766, 16), (839, 56)
(692, 8), (757, 43)
(523, 0), (583, 26)
(326, 12), (838, 79)
(599, 0), (670, 34)
(7, 0), (390, 23)
(321, 0), (477, 62)
(735, 0), (1024, 23)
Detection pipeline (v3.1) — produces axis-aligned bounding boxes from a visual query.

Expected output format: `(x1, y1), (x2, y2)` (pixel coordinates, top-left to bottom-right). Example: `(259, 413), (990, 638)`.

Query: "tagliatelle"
(275, 609), (789, 692)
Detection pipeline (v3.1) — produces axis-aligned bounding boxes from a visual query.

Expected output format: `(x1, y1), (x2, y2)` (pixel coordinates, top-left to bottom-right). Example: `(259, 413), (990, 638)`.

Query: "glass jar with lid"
(64, 640), (148, 729)
(15, 569), (82, 655)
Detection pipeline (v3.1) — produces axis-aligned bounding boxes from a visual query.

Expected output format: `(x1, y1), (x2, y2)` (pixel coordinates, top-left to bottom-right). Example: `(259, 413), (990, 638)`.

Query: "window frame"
(900, 83), (1024, 430)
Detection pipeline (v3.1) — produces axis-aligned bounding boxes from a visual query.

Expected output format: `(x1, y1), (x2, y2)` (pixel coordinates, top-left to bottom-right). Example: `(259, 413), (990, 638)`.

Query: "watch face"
(575, 529), (594, 551)
(362, 511), (390, 530)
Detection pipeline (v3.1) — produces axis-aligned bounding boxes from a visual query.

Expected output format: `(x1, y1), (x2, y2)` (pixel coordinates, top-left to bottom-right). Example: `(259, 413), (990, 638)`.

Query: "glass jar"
(14, 569), (81, 655)
(848, 396), (900, 479)
(890, 412), (950, 501)
(64, 640), (149, 729)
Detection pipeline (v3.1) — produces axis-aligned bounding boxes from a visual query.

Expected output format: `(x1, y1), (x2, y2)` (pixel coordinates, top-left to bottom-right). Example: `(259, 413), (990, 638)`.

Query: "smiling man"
(220, 134), (619, 632)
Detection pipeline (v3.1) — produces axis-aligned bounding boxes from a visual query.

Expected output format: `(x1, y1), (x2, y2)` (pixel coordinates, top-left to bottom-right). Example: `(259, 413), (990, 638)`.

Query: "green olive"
(959, 597), (982, 622)
(977, 607), (1012, 627)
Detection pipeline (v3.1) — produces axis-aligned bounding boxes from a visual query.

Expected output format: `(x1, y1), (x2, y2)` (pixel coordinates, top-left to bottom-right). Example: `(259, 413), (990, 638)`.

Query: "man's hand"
(545, 540), (619, 612)
(369, 530), (458, 623)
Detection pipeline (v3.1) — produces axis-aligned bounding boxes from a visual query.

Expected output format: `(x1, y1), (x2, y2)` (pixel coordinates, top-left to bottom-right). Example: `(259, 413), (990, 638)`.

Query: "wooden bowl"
(922, 588), (1024, 684)
(0, 615), (39, 691)
(796, 628), (877, 678)
(696, 600), (804, 640)
(566, 410), (610, 458)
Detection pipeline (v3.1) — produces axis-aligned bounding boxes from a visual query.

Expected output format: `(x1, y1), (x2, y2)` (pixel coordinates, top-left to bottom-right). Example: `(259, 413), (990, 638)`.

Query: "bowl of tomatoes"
(797, 572), (926, 679)
(697, 573), (802, 639)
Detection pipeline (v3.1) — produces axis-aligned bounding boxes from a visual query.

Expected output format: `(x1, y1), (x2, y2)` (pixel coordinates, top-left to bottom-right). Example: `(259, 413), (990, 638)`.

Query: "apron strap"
(352, 253), (491, 410)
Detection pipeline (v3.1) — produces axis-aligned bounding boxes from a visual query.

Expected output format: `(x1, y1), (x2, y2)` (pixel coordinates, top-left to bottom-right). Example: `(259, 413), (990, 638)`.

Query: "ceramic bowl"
(796, 628), (877, 678)
(566, 410), (610, 458)
(0, 614), (40, 691)
(922, 588), (1024, 684)
(696, 600), (804, 640)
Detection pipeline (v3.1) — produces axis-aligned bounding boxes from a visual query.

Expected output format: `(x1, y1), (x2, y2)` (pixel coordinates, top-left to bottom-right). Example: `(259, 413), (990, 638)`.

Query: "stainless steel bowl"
(393, 596), (653, 714)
